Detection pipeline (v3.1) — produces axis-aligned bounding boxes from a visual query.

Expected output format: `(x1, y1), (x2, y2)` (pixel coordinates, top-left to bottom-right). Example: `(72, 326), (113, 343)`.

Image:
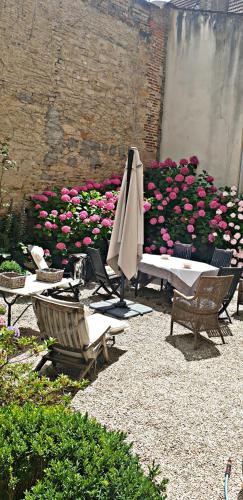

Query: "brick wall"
(0, 0), (168, 205)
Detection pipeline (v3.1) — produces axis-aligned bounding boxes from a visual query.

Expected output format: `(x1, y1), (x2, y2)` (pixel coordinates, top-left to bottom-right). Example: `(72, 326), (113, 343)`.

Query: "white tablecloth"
(138, 254), (218, 295)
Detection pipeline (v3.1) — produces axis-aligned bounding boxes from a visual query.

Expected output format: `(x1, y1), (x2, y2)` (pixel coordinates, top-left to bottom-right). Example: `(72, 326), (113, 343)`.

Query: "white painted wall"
(161, 9), (243, 190)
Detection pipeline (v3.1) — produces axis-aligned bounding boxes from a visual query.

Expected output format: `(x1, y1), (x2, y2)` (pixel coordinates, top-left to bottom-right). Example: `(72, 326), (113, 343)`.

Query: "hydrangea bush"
(31, 174), (122, 267)
(31, 157), (243, 266)
(144, 157), (243, 264)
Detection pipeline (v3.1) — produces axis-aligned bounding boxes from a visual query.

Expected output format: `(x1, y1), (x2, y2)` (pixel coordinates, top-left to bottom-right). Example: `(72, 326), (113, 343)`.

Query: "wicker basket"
(36, 268), (64, 283)
(0, 272), (26, 289)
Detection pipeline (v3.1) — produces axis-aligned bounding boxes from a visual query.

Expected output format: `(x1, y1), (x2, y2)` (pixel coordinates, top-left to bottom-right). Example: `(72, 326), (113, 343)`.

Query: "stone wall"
(0, 0), (167, 205)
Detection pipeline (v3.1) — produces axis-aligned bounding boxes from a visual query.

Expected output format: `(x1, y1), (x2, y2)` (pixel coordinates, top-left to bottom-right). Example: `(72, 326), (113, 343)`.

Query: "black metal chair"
(87, 247), (121, 298)
(217, 267), (242, 323)
(211, 248), (233, 268)
(173, 242), (193, 260)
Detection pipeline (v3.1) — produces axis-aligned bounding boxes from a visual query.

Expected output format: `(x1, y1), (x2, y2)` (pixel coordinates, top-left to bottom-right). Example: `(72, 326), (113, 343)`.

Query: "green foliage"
(0, 404), (167, 499)
(0, 259), (24, 274)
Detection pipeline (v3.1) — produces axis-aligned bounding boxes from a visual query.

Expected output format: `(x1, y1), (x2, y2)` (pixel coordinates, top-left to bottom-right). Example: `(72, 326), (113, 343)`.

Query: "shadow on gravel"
(165, 333), (221, 361)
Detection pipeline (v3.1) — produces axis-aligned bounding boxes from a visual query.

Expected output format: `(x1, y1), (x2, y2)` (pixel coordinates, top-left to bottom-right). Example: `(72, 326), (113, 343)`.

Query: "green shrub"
(0, 259), (24, 274)
(0, 404), (167, 499)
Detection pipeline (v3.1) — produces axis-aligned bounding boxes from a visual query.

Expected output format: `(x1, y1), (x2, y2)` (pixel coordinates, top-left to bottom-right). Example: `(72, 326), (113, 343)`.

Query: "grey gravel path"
(4, 284), (243, 500)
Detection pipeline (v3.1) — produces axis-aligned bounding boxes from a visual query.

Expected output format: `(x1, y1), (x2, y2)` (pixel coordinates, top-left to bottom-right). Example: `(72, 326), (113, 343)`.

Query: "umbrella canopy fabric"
(107, 147), (144, 280)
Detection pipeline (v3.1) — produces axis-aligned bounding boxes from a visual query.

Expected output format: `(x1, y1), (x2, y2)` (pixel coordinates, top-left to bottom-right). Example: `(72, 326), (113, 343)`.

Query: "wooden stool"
(236, 279), (243, 315)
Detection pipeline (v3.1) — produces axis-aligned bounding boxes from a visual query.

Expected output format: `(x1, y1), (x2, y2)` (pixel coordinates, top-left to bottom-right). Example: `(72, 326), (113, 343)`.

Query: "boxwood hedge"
(0, 404), (167, 499)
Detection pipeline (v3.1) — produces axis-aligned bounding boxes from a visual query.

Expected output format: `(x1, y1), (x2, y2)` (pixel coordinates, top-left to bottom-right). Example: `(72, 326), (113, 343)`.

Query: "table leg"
(0, 293), (19, 326)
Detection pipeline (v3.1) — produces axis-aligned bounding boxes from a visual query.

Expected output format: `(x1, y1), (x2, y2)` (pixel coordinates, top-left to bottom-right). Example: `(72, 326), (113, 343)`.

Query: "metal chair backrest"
(211, 248), (233, 268)
(194, 275), (233, 312)
(218, 267), (242, 302)
(173, 242), (192, 260)
(32, 294), (90, 350)
(87, 247), (109, 282)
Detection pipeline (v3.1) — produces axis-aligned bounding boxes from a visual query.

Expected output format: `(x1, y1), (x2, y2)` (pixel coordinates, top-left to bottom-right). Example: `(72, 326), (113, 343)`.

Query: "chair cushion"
(86, 313), (128, 345)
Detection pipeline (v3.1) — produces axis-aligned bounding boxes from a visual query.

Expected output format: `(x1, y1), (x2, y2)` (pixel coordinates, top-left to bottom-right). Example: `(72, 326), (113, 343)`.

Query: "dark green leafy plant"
(0, 404), (168, 499)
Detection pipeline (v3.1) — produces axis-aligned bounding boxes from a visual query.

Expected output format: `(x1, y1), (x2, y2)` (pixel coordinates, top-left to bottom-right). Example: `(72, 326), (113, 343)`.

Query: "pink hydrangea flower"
(80, 211), (88, 220)
(174, 206), (181, 214)
(75, 241), (82, 248)
(59, 213), (67, 221)
(101, 218), (112, 227)
(111, 178), (121, 186)
(105, 191), (113, 198)
(206, 175), (214, 182)
(69, 189), (78, 196)
(97, 200), (105, 208)
(198, 209), (206, 217)
(181, 166), (189, 175)
(35, 204), (41, 209)
(83, 218), (90, 224)
(92, 228), (100, 235)
(234, 232), (241, 240)
(160, 228), (167, 235)
(169, 192), (177, 200)
(52, 223), (58, 229)
(162, 233), (170, 242)
(61, 194), (70, 202)
(185, 175), (195, 185)
(150, 218), (157, 225)
(35, 224), (42, 229)
(167, 240), (174, 247)
(61, 188), (70, 195)
(90, 214), (100, 222)
(39, 210), (48, 218)
(147, 182), (156, 190)
(162, 200), (168, 206)
(61, 225), (71, 234)
(218, 221), (227, 230)
(56, 242), (66, 251)
(62, 259), (69, 265)
(143, 201), (151, 212)
(196, 201), (204, 209)
(187, 224), (194, 233)
(44, 249), (50, 256)
(66, 211), (73, 219)
(86, 183), (94, 189)
(157, 205), (164, 211)
(155, 193), (163, 201)
(175, 174), (184, 182)
(189, 155), (199, 165)
(106, 202), (115, 211)
(208, 234), (215, 243)
(44, 221), (52, 229)
(179, 159), (188, 166)
(145, 247), (152, 253)
(198, 190), (206, 198)
(158, 215), (165, 223)
(209, 199), (219, 209)
(166, 187), (172, 193)
(167, 249), (174, 255)
(173, 187), (179, 193)
(89, 199), (97, 206)
(231, 239), (237, 245)
(83, 237), (93, 245)
(71, 196), (80, 205)
(184, 203), (193, 211)
(166, 177), (173, 184)
(51, 210), (58, 216)
(160, 246), (167, 254)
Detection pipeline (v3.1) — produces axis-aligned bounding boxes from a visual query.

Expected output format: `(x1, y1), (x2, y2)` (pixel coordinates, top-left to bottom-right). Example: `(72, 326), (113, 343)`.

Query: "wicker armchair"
(173, 242), (193, 260)
(32, 294), (127, 378)
(211, 248), (233, 268)
(170, 275), (233, 349)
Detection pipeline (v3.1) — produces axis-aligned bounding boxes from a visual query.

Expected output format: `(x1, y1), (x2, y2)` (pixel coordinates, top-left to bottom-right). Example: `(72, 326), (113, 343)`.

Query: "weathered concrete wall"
(161, 8), (243, 189)
(0, 0), (167, 204)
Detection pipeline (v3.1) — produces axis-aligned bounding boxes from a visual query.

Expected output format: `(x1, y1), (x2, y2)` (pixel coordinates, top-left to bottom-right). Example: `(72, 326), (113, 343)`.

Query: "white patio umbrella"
(107, 146), (144, 281)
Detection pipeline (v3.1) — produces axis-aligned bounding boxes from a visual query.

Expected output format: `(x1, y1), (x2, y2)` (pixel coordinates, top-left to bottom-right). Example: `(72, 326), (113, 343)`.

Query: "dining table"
(138, 253), (219, 295)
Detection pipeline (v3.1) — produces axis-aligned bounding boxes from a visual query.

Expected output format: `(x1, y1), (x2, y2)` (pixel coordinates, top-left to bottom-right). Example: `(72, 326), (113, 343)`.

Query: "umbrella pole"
(117, 148), (134, 307)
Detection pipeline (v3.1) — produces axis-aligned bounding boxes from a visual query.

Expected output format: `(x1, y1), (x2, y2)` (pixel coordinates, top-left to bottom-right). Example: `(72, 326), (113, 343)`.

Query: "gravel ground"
(3, 283), (243, 500)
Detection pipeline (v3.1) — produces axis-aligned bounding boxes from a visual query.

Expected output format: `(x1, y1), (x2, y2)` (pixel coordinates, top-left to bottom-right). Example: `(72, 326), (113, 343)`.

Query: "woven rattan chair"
(87, 247), (121, 298)
(170, 275), (233, 348)
(218, 267), (242, 322)
(32, 294), (127, 378)
(173, 242), (193, 260)
(29, 245), (81, 301)
(211, 248), (233, 268)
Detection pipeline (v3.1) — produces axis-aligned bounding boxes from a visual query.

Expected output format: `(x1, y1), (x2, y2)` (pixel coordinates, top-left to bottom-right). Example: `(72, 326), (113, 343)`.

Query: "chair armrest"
(173, 290), (195, 301)
(84, 326), (111, 350)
